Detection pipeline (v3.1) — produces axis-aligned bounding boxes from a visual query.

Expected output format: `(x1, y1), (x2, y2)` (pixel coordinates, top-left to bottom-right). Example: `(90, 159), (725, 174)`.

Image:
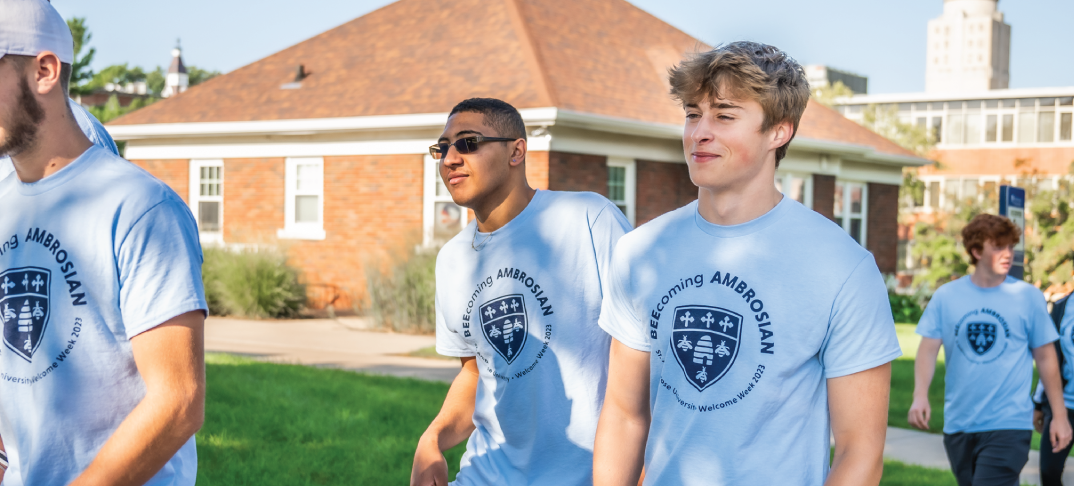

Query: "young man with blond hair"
(593, 41), (901, 485)
(411, 98), (630, 486)
(910, 213), (1070, 486)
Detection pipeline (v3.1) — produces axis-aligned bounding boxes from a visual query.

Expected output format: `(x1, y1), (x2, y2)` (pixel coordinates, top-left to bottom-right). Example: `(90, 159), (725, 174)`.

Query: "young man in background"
(593, 41), (900, 486)
(410, 98), (630, 485)
(910, 213), (1071, 486)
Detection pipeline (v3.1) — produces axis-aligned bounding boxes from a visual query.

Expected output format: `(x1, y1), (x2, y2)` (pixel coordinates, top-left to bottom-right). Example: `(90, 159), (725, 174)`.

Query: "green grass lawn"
(197, 352), (966, 484)
(196, 353), (466, 485)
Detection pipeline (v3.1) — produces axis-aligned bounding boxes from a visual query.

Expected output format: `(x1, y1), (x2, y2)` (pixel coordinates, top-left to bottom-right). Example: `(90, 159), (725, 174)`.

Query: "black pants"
(1040, 405), (1074, 486)
(943, 429), (1032, 486)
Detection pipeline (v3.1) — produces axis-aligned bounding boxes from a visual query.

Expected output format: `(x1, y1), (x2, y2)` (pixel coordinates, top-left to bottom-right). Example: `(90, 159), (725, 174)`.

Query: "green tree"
(862, 104), (935, 158)
(146, 67), (166, 96)
(187, 66), (221, 86)
(66, 17), (96, 96)
(811, 80), (855, 108)
(1021, 162), (1074, 291)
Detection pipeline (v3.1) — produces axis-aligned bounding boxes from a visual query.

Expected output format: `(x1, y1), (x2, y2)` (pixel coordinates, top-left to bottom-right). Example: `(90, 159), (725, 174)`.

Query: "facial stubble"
(0, 76), (46, 158)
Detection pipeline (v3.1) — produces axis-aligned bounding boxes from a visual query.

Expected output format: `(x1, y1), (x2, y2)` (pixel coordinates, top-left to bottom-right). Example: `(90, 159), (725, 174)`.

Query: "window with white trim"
(189, 159), (223, 243)
(278, 157), (325, 240)
(834, 180), (867, 245)
(774, 171), (813, 208)
(423, 155), (467, 246)
(607, 157), (636, 226)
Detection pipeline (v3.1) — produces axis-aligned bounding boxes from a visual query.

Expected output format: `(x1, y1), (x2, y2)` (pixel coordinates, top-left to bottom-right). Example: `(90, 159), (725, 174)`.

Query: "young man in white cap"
(410, 98), (631, 485)
(0, 98), (118, 179)
(0, 1), (208, 485)
(593, 42), (900, 485)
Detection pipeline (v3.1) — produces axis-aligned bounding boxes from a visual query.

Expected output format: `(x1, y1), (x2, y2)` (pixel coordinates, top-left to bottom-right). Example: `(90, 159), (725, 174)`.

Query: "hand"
(1035, 410), (1045, 434)
(907, 396), (931, 431)
(1050, 413), (1073, 453)
(411, 433), (449, 486)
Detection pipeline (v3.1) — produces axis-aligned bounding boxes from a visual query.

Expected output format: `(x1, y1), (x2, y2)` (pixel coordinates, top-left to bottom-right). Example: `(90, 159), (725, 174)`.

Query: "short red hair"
(961, 214), (1021, 265)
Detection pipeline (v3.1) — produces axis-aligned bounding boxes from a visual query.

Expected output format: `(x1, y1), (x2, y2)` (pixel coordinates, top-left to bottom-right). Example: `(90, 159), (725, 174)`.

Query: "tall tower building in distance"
(925, 0), (1010, 93)
(162, 44), (189, 98)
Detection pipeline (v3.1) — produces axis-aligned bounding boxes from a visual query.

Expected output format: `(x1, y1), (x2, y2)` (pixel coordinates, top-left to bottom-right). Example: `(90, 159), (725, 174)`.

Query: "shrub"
(202, 247), (306, 318)
(366, 248), (436, 334)
(885, 275), (931, 324)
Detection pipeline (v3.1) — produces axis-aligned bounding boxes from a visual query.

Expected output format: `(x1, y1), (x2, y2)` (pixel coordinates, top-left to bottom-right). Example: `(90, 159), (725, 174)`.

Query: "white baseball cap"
(0, 0), (74, 64)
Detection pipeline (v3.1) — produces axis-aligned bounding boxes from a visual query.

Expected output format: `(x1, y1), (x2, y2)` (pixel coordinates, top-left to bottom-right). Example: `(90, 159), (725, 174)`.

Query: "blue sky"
(55, 0), (1073, 94)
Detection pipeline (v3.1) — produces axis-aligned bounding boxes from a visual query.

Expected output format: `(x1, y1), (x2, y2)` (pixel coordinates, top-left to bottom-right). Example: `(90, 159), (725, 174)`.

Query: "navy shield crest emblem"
(670, 305), (742, 392)
(0, 267), (51, 363)
(479, 294), (528, 364)
(966, 322), (997, 355)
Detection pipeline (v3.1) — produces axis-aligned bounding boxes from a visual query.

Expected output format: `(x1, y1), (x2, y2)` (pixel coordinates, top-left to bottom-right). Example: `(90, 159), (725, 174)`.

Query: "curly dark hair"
(961, 213), (1021, 265)
(668, 41), (810, 165)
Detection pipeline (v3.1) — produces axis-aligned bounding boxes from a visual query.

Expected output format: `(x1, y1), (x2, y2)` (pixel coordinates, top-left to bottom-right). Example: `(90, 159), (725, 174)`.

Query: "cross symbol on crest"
(484, 306), (496, 319)
(701, 312), (715, 328)
(680, 311), (694, 327)
(499, 301), (509, 313)
(31, 275), (44, 292)
(719, 317), (733, 332)
(21, 274), (29, 290)
(511, 300), (519, 312)
(1, 277), (13, 295)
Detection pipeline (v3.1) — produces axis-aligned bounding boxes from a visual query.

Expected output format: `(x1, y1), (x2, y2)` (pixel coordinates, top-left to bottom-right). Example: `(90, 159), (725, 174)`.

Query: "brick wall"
(548, 151), (608, 194)
(812, 174), (835, 221)
(526, 150), (550, 190)
(867, 182), (899, 274)
(131, 159), (189, 203)
(222, 158), (286, 242)
(636, 160), (696, 225)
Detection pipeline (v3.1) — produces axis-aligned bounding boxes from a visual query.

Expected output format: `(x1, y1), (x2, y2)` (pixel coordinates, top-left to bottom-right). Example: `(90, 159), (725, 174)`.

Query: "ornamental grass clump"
(366, 248), (436, 334)
(202, 247), (306, 318)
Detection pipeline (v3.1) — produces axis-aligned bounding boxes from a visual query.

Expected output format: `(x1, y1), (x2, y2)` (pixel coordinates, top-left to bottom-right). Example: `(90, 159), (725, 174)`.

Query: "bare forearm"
(69, 391), (203, 486)
(423, 359), (478, 452)
(593, 405), (648, 485)
(826, 447), (884, 486)
(912, 347), (938, 399)
(827, 364), (891, 486)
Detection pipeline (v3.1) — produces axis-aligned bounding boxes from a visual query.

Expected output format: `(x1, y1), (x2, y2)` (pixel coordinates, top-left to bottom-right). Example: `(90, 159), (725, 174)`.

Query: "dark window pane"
(898, 103), (912, 112)
(985, 114), (998, 142)
(1061, 113), (1072, 141)
(1039, 111), (1055, 143)
(932, 117), (943, 143)
(608, 166), (626, 202)
(198, 201), (220, 232)
(1002, 99), (1016, 108)
(985, 100), (999, 108)
(1060, 97), (1073, 106)
(928, 181), (940, 208)
(1040, 98), (1056, 107)
(930, 102), (945, 110)
(849, 218), (862, 243)
(914, 102), (928, 111)
(1001, 114), (1014, 142)
(967, 100), (981, 110)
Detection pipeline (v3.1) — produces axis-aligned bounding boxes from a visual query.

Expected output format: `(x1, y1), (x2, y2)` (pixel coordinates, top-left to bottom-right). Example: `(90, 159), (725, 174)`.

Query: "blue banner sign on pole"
(998, 185), (1026, 279)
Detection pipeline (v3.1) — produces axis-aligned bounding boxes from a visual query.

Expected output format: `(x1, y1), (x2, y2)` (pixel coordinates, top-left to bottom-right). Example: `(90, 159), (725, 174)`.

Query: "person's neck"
(473, 180), (537, 233)
(970, 266), (1007, 288)
(696, 171), (783, 227)
(12, 110), (93, 184)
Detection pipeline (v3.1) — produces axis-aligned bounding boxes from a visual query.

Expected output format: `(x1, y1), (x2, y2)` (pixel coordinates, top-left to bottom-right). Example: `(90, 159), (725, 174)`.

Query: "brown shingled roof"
(109, 0), (917, 160)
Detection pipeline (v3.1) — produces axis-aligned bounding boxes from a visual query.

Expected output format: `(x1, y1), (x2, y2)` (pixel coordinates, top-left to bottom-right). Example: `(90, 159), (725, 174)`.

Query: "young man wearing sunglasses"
(411, 98), (631, 486)
(593, 42), (901, 485)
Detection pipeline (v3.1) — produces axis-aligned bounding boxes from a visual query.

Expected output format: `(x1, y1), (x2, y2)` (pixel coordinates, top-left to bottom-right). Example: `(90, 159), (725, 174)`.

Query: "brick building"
(106, 0), (927, 309)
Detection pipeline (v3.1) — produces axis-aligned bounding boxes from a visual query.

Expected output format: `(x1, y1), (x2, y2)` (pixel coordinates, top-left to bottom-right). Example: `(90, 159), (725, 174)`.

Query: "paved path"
(205, 316), (461, 383)
(206, 316), (1074, 483)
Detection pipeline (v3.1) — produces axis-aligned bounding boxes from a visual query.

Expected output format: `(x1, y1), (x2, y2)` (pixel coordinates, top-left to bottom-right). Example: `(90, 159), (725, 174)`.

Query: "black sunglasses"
(430, 135), (517, 160)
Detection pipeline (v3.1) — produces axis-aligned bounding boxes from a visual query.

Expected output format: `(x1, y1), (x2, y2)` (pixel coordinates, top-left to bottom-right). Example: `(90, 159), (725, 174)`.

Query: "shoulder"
(539, 190), (619, 220)
(1006, 278), (1046, 302)
(615, 201), (695, 260)
(85, 148), (190, 220)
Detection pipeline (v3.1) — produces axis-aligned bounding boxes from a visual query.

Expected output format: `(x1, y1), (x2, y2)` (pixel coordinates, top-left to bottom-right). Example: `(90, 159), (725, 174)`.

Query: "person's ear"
(509, 138), (527, 167)
(970, 247), (982, 263)
(769, 120), (794, 151)
(33, 51), (63, 96)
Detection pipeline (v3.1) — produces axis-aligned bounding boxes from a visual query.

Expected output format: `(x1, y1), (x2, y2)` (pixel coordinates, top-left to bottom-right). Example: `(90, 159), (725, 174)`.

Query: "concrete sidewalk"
(205, 316), (1074, 484)
(204, 316), (461, 383)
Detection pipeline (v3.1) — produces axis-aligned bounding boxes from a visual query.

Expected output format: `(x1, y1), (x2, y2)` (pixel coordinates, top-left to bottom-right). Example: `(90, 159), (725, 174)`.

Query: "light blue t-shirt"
(435, 190), (630, 486)
(0, 146), (206, 486)
(1033, 296), (1074, 410)
(599, 196), (901, 485)
(0, 98), (118, 180)
(917, 276), (1058, 434)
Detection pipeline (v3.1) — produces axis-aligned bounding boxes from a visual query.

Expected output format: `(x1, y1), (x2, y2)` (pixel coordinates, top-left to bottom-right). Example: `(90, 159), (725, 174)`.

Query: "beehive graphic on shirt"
(479, 294), (529, 364)
(0, 267), (51, 363)
(671, 305), (741, 392)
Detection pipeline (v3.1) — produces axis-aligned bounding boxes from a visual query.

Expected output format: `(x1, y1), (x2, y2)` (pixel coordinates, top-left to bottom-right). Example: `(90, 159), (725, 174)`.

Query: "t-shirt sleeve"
(116, 198), (208, 339)
(820, 255), (903, 378)
(597, 239), (649, 352)
(915, 292), (944, 339)
(1027, 290), (1060, 348)
(590, 203), (632, 301)
(434, 275), (475, 358)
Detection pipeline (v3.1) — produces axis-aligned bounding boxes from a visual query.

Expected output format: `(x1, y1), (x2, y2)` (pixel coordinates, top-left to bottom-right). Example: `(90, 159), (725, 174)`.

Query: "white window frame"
(834, 180), (868, 247)
(423, 155), (468, 246)
(277, 157), (326, 240)
(188, 159), (224, 245)
(606, 157), (636, 226)
(774, 170), (813, 209)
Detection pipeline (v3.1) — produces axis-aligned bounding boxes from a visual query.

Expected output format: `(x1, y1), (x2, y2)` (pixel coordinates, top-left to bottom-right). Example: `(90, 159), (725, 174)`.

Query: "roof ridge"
(503, 0), (556, 107)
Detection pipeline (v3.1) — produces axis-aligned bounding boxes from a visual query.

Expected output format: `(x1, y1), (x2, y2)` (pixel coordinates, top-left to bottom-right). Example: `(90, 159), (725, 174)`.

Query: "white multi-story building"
(925, 0), (1010, 93)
